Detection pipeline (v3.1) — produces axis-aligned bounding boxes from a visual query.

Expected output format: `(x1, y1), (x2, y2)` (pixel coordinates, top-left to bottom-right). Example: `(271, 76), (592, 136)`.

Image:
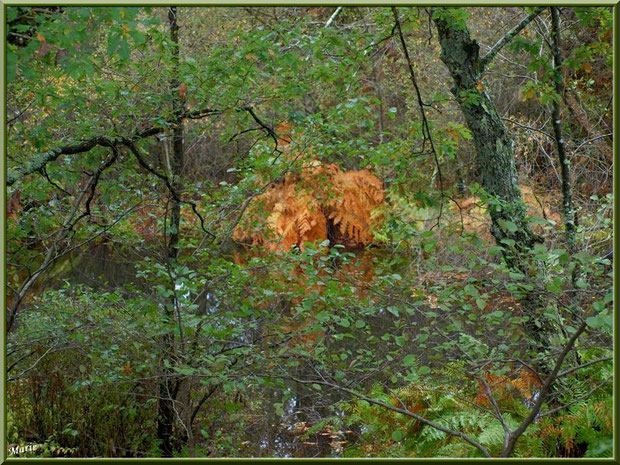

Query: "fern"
(233, 131), (384, 251)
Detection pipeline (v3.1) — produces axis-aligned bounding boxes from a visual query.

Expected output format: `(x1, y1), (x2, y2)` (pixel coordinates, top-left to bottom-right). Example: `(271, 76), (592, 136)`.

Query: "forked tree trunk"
(433, 13), (541, 263)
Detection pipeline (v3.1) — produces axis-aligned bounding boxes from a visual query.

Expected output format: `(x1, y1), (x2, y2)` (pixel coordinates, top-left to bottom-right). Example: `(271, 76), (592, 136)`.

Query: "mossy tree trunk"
(433, 11), (542, 261)
(432, 9), (552, 362)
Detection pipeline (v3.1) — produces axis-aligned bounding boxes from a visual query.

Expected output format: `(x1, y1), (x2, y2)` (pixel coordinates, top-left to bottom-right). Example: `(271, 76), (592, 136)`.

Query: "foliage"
(5, 5), (613, 459)
(233, 131), (385, 250)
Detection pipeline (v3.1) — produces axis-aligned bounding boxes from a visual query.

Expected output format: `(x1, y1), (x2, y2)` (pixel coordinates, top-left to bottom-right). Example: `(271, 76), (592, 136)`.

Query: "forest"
(5, 6), (614, 459)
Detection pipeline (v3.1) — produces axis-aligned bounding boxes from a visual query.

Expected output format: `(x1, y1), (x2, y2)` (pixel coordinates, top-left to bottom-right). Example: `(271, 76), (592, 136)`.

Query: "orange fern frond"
(233, 127), (384, 251)
(326, 169), (385, 247)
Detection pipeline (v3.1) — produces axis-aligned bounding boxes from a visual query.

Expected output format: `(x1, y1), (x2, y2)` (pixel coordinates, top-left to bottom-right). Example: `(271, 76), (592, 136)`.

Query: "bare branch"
(556, 356), (613, 379)
(392, 7), (444, 226)
(480, 376), (511, 444)
(7, 146), (120, 332)
(286, 375), (492, 457)
(539, 379), (611, 417)
(480, 7), (545, 70)
(243, 106), (280, 152)
(7, 108), (221, 186)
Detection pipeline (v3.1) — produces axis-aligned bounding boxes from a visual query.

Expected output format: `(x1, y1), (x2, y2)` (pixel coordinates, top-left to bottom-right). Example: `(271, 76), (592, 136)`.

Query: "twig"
(501, 320), (588, 456)
(284, 374), (492, 457)
(7, 107), (222, 186)
(556, 356), (613, 379)
(392, 7), (444, 227)
(539, 379), (611, 417)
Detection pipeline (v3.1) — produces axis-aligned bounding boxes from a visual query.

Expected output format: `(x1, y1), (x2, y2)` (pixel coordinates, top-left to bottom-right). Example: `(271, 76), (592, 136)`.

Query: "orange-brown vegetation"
(233, 125), (385, 251)
(475, 368), (542, 408)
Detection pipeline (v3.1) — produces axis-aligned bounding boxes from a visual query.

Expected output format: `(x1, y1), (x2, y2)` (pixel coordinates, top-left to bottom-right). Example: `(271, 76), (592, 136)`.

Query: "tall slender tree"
(550, 6), (576, 253)
(156, 6), (185, 457)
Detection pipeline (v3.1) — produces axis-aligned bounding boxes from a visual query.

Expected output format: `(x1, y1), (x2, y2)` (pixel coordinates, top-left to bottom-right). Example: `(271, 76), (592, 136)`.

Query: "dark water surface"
(55, 243), (421, 457)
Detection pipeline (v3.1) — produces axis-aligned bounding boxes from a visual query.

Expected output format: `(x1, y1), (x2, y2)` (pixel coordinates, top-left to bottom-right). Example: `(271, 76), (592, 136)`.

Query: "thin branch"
(286, 375), (492, 457)
(41, 165), (72, 196)
(501, 117), (553, 139)
(324, 6), (343, 28)
(480, 376), (511, 443)
(539, 379), (611, 417)
(556, 356), (613, 379)
(7, 146), (120, 332)
(392, 7), (444, 225)
(480, 7), (545, 70)
(124, 141), (215, 239)
(7, 345), (57, 382)
(7, 107), (221, 186)
(190, 385), (219, 426)
(502, 320), (588, 457)
(243, 106), (280, 153)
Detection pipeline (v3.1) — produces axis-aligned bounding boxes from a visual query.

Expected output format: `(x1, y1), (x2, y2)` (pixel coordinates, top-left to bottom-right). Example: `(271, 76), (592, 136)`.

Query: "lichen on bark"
(433, 10), (541, 259)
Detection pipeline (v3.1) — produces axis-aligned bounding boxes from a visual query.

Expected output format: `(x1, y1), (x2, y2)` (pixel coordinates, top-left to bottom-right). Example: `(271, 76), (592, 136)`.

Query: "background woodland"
(5, 6), (613, 458)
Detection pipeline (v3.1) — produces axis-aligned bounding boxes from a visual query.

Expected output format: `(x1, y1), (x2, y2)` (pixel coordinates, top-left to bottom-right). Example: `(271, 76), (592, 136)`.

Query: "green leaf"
(118, 37), (131, 60)
(499, 219), (518, 233)
(489, 245), (503, 256)
(545, 278), (563, 294)
(418, 366), (431, 375)
(586, 312), (611, 331)
(387, 306), (400, 317)
(338, 318), (350, 328)
(402, 354), (416, 367)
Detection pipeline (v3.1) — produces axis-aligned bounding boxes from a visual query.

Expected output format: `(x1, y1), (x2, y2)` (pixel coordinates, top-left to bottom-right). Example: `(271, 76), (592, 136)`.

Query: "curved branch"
(243, 106), (280, 152)
(501, 320), (588, 457)
(7, 145), (120, 332)
(123, 141), (215, 239)
(392, 7), (444, 226)
(287, 375), (492, 457)
(7, 108), (222, 186)
(539, 379), (611, 417)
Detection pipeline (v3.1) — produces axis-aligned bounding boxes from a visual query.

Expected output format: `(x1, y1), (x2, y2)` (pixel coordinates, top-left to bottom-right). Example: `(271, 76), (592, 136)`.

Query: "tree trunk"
(432, 9), (552, 366)
(157, 6), (184, 457)
(550, 7), (576, 252)
(433, 12), (541, 262)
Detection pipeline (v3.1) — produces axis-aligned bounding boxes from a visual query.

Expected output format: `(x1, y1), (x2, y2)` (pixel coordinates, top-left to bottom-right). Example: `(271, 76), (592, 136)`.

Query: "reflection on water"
(56, 243), (408, 457)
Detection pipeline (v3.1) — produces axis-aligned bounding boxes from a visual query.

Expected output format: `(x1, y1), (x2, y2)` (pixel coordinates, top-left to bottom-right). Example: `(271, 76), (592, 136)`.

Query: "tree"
(549, 7), (576, 252)
(431, 7), (544, 261)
